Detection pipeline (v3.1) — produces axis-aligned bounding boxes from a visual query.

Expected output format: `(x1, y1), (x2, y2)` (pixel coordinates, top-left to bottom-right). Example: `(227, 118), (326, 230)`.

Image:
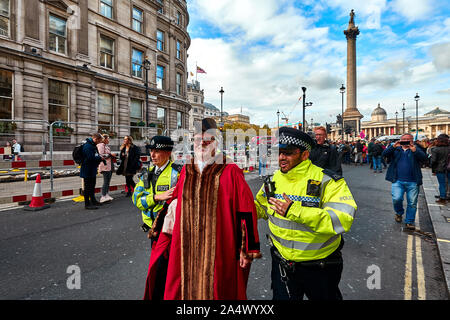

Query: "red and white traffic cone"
(24, 174), (50, 211)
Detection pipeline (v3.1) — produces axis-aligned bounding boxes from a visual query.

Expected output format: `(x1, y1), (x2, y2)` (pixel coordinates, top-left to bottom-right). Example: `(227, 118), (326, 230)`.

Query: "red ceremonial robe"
(143, 232), (171, 300)
(164, 158), (261, 300)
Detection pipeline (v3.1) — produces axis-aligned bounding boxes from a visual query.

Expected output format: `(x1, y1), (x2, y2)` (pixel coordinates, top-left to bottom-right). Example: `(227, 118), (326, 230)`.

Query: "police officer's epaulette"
(171, 163), (183, 173)
(322, 169), (343, 181)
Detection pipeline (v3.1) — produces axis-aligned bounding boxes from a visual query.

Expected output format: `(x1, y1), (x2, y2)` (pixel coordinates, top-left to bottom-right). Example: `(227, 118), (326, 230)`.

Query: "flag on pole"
(359, 130), (365, 139)
(298, 96), (302, 101)
(196, 66), (207, 74)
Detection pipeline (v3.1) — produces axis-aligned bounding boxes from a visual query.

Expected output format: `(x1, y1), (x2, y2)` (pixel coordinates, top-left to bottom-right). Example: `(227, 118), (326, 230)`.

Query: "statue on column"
(349, 9), (355, 25)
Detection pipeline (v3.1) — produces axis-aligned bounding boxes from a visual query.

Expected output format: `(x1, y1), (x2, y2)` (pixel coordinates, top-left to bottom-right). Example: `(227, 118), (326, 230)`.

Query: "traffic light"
(298, 122), (302, 129)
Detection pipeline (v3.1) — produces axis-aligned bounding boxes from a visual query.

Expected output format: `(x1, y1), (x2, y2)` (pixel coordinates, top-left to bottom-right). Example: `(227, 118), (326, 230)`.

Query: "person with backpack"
(80, 133), (105, 210)
(431, 134), (450, 204)
(117, 135), (141, 197)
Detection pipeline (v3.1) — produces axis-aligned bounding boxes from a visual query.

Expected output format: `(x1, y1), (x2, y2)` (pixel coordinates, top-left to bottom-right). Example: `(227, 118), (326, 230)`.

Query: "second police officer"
(255, 126), (357, 300)
(132, 135), (182, 237)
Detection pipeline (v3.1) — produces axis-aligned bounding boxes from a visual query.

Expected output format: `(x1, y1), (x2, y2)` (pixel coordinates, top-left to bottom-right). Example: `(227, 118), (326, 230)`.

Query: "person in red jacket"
(163, 118), (262, 300)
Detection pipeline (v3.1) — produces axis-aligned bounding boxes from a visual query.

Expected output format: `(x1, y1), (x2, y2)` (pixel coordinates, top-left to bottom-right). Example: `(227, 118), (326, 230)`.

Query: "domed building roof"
(371, 103), (387, 121)
(371, 103), (387, 116)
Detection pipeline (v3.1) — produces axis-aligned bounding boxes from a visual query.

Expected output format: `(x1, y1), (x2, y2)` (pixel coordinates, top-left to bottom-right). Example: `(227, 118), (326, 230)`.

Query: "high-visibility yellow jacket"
(132, 161), (182, 228)
(255, 159), (356, 262)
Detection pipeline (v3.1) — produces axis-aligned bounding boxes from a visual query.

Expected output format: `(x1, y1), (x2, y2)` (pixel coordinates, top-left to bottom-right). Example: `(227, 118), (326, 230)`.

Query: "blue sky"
(186, 0), (450, 127)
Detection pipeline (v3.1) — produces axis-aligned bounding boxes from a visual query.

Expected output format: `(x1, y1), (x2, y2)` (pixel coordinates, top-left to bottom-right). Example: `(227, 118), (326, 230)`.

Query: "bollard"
(24, 170), (28, 182)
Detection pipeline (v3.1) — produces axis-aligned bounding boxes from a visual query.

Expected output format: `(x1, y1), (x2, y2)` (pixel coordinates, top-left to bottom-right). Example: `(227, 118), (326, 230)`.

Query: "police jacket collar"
(281, 159), (312, 181)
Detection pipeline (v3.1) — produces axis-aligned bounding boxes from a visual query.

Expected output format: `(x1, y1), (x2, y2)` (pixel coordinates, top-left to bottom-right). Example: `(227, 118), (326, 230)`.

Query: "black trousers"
(84, 176), (97, 206)
(271, 246), (343, 300)
(125, 175), (136, 194)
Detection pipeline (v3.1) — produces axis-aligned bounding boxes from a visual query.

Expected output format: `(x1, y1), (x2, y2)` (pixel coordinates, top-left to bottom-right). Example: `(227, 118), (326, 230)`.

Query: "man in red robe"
(163, 118), (262, 300)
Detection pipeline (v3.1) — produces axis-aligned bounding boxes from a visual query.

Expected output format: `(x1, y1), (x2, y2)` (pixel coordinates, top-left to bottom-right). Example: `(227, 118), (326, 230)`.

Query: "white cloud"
(430, 42), (450, 71)
(186, 1), (449, 127)
(391, 0), (433, 22)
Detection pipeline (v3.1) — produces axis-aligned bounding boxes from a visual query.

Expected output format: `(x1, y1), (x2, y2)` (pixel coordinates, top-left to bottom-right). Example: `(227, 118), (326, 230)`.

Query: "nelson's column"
(343, 10), (363, 135)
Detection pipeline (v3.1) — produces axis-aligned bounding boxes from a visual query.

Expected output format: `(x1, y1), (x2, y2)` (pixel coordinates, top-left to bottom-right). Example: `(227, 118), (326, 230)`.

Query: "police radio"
(263, 175), (276, 199)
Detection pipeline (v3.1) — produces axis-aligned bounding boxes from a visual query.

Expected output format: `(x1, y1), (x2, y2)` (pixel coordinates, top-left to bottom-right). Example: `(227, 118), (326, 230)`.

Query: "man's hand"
(410, 143), (416, 152)
(239, 250), (253, 269)
(269, 193), (293, 217)
(393, 141), (401, 148)
(154, 187), (175, 202)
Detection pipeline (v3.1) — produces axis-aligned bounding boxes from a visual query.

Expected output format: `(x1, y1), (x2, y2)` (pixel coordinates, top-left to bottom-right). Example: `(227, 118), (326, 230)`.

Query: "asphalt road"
(0, 165), (447, 300)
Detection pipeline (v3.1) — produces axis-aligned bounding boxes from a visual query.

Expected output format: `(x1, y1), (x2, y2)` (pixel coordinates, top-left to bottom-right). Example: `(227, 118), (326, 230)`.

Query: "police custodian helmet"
(148, 136), (174, 151)
(278, 126), (315, 152)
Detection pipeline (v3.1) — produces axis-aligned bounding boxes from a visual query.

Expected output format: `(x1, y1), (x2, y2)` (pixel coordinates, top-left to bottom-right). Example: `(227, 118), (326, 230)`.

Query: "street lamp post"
(395, 111), (398, 135)
(144, 57), (151, 133)
(414, 93), (420, 135)
(219, 87), (224, 126)
(277, 109), (280, 129)
(302, 87), (306, 132)
(402, 103), (406, 134)
(340, 84), (345, 140)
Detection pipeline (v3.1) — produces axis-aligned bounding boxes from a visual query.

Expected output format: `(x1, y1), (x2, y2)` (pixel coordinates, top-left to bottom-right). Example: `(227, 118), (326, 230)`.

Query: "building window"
(176, 73), (182, 95)
(49, 14), (67, 54)
(157, 0), (164, 14)
(0, 0), (10, 37)
(156, 30), (164, 51)
(98, 92), (114, 131)
(157, 65), (165, 90)
(100, 0), (113, 19)
(176, 11), (181, 26)
(176, 40), (181, 60)
(194, 108), (198, 113)
(131, 48), (143, 78)
(177, 111), (182, 129)
(48, 80), (69, 123)
(132, 7), (143, 33)
(130, 99), (143, 140)
(194, 96), (198, 103)
(157, 107), (166, 132)
(0, 69), (13, 119)
(100, 35), (114, 69)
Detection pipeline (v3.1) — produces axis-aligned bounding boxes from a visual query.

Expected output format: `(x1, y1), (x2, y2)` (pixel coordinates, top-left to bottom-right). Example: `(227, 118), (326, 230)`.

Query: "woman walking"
(97, 134), (116, 203)
(117, 135), (141, 197)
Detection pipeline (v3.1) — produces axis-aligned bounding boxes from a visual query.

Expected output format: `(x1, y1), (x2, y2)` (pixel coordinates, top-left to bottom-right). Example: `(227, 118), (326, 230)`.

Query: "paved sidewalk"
(421, 168), (450, 296)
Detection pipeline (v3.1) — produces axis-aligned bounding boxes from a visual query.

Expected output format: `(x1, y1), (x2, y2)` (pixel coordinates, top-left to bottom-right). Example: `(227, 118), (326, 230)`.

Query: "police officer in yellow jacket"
(132, 136), (182, 237)
(255, 127), (357, 300)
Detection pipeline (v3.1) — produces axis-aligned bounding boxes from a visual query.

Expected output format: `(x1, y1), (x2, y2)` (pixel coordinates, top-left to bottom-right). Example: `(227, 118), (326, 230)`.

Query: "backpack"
(72, 141), (86, 165)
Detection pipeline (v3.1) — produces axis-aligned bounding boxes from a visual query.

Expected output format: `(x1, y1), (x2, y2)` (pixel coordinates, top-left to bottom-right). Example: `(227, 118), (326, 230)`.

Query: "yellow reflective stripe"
(324, 202), (356, 217)
(270, 231), (340, 251)
(327, 209), (345, 234)
(268, 214), (315, 233)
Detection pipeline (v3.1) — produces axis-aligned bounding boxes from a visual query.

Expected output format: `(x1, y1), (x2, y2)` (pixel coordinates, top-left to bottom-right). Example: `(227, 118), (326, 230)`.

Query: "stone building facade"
(186, 79), (204, 134)
(0, 0), (190, 151)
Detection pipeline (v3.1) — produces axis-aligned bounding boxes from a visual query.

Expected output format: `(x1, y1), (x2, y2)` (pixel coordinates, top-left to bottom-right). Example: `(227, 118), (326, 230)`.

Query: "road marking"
(437, 238), (450, 243)
(404, 235), (414, 300)
(415, 211), (426, 300)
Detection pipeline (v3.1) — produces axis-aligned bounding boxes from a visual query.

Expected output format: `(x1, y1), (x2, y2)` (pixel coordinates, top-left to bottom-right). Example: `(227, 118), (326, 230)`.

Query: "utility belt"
(268, 236), (343, 272)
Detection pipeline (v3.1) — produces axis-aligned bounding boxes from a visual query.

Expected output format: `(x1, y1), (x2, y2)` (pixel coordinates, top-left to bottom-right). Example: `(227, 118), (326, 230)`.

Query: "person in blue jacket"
(382, 133), (427, 230)
(80, 133), (105, 210)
